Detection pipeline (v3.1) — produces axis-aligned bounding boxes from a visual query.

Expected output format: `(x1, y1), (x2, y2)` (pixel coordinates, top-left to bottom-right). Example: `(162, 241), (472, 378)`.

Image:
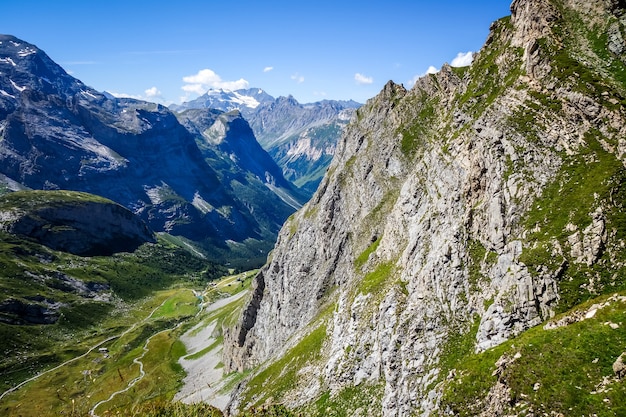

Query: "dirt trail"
(0, 296), (171, 403)
(90, 321), (184, 416)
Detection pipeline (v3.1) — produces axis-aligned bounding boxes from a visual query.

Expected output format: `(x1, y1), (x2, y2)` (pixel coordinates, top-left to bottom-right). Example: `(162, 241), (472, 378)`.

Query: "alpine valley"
(2, 0), (626, 416)
(172, 88), (360, 196)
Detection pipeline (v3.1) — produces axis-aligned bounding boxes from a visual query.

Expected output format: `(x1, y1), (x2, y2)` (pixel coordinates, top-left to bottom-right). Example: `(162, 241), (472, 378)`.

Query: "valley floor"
(0, 271), (254, 416)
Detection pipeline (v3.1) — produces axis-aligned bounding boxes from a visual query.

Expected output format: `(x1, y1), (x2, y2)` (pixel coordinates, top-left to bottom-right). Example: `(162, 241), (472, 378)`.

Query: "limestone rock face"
(224, 0), (626, 415)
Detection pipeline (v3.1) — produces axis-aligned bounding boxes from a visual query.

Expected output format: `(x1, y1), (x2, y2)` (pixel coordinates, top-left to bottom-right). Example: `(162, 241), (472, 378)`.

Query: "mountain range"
(2, 0), (626, 415)
(0, 34), (304, 266)
(172, 88), (360, 196)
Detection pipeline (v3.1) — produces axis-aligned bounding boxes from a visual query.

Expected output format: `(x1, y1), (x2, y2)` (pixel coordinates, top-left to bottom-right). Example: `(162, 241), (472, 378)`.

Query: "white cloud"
(182, 68), (249, 95)
(291, 73), (305, 83)
(107, 91), (143, 100)
(145, 86), (162, 98)
(354, 73), (373, 85)
(181, 83), (206, 95)
(450, 51), (474, 67)
(263, 66), (274, 72)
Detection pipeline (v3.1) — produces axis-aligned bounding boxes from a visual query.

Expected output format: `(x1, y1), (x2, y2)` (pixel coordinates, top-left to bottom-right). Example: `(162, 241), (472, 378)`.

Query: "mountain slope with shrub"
(223, 0), (626, 415)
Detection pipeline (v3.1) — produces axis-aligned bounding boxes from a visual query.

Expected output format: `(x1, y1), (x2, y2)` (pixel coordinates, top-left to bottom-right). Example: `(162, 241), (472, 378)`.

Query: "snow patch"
(0, 57), (16, 67)
(0, 89), (15, 98)
(232, 91), (260, 108)
(205, 88), (260, 109)
(10, 41), (20, 47)
(17, 47), (36, 57)
(81, 90), (98, 99)
(10, 80), (26, 92)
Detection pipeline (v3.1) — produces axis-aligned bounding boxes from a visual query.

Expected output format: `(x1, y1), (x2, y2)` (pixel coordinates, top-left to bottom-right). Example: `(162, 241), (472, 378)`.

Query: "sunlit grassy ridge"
(436, 292), (626, 416)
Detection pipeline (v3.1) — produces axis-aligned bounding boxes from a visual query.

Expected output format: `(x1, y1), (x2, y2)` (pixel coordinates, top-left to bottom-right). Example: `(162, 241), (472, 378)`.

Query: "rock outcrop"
(224, 0), (626, 415)
(0, 190), (155, 256)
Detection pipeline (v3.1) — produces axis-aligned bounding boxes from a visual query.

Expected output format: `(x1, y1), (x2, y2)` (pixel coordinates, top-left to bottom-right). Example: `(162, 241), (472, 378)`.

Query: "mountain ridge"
(222, 0), (626, 415)
(173, 88), (361, 197)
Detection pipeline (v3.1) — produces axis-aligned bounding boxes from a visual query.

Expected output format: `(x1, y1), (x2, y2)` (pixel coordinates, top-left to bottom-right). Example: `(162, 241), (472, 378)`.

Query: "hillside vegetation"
(222, 0), (626, 415)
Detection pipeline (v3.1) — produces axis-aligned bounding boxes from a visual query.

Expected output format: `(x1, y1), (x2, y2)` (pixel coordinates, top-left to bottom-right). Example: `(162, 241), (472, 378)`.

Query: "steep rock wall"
(224, 0), (626, 415)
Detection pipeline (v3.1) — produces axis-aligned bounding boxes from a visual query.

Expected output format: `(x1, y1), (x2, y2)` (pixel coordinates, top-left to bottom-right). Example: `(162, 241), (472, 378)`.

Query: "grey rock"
(223, 0), (626, 414)
(613, 352), (626, 379)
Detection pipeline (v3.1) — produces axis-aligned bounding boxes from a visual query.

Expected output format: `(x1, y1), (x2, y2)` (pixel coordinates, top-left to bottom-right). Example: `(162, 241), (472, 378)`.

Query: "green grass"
(0, 287), (201, 416)
(152, 291), (198, 319)
(0, 231), (224, 390)
(455, 16), (524, 117)
(548, 4), (626, 99)
(438, 293), (626, 416)
(398, 92), (437, 158)
(519, 133), (626, 312)
(206, 292), (249, 328)
(60, 400), (224, 416)
(304, 384), (384, 417)
(0, 217), (229, 414)
(434, 318), (503, 416)
(358, 262), (395, 296)
(354, 236), (382, 270)
(0, 189), (113, 210)
(240, 324), (327, 408)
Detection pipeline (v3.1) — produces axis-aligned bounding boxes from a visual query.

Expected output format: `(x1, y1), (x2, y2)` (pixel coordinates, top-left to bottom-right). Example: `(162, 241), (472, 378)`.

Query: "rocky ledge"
(0, 190), (155, 256)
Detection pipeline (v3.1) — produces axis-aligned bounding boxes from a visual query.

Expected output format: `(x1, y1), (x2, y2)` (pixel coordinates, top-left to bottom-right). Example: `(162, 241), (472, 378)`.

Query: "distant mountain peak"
(170, 87), (275, 113)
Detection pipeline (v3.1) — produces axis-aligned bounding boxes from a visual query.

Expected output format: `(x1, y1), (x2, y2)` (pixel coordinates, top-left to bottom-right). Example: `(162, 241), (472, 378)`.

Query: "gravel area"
(174, 291), (248, 410)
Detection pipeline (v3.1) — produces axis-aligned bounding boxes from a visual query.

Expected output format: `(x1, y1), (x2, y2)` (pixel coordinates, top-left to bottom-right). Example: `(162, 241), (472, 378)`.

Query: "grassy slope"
(0, 187), (230, 415)
(436, 292), (626, 416)
(0, 262), (261, 416)
(434, 2), (626, 415)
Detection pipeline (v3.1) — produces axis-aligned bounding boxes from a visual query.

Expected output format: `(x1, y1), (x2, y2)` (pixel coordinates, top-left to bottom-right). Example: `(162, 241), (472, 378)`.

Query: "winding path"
(89, 278), (244, 416)
(0, 296), (173, 403)
(1, 275), (248, 415)
(89, 321), (185, 416)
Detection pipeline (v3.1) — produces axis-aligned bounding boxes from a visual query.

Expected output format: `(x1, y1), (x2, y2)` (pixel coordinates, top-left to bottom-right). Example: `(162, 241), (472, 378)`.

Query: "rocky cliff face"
(224, 0), (626, 415)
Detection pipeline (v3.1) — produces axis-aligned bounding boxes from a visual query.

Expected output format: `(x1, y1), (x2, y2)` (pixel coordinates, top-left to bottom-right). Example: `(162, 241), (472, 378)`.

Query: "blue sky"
(3, 0), (511, 105)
